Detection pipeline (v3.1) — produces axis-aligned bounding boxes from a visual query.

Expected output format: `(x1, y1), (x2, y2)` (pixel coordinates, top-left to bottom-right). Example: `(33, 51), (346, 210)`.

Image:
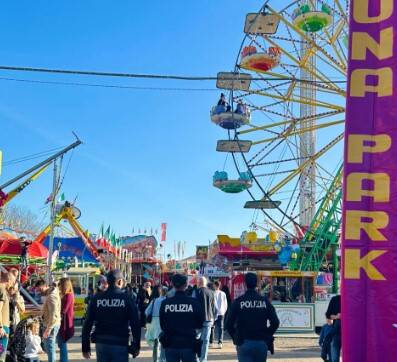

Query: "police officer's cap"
(106, 269), (123, 284)
(171, 273), (187, 288)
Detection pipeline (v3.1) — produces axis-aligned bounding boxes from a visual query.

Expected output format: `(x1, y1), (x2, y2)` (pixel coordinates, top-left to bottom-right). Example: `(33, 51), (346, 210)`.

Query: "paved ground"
(43, 328), (322, 362)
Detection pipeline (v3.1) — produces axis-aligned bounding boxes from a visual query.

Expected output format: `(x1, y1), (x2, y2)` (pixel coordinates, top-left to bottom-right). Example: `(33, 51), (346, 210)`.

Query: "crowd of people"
(0, 269), (75, 362)
(81, 270), (280, 362)
(0, 266), (341, 362)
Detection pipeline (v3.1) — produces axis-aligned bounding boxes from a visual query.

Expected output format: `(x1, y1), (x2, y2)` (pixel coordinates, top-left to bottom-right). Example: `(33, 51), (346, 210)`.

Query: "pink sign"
(342, 0), (397, 361)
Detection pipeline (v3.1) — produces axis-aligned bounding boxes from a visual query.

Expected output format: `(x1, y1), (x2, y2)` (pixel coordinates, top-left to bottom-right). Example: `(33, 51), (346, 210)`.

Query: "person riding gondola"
(235, 100), (245, 115)
(217, 93), (227, 107)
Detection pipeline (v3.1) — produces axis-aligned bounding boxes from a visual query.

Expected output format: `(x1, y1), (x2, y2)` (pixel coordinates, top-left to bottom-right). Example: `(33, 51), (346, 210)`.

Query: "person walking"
(326, 295), (341, 362)
(195, 277), (217, 362)
(226, 273), (280, 362)
(8, 284), (25, 336)
(35, 279), (61, 362)
(145, 286), (167, 362)
(82, 269), (141, 362)
(58, 277), (75, 362)
(159, 274), (204, 362)
(138, 281), (152, 327)
(212, 281), (228, 349)
(0, 271), (10, 362)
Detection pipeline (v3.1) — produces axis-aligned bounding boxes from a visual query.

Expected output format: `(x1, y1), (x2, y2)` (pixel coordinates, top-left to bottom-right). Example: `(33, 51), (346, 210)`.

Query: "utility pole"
(47, 159), (60, 283)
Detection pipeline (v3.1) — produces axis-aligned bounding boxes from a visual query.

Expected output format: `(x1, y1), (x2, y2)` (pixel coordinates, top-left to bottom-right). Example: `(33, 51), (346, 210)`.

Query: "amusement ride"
(211, 0), (348, 281)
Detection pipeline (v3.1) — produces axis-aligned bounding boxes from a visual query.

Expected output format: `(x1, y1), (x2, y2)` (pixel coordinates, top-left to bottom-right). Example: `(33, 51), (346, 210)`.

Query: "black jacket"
(82, 287), (141, 353)
(326, 295), (341, 336)
(196, 287), (217, 322)
(160, 291), (204, 349)
(226, 290), (280, 346)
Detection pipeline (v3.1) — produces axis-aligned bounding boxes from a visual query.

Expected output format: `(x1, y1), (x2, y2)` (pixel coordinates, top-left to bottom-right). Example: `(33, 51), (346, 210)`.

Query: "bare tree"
(0, 205), (44, 235)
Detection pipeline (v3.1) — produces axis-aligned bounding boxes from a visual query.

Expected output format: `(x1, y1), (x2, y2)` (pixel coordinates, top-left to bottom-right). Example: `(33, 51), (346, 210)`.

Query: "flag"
(58, 193), (65, 202)
(104, 226), (111, 240)
(99, 223), (104, 238)
(161, 223), (167, 242)
(45, 194), (53, 204)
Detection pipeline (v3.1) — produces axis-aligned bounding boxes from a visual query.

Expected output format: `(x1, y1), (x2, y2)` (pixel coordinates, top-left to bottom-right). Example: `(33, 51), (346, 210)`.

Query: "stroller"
(6, 317), (43, 362)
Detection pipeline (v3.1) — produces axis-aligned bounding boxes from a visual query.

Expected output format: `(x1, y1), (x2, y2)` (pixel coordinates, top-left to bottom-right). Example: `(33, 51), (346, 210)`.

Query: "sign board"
(196, 245), (208, 261)
(244, 200), (281, 209)
(216, 140), (252, 153)
(341, 0), (397, 360)
(244, 13), (280, 35)
(216, 72), (252, 91)
(204, 265), (229, 277)
(274, 303), (315, 333)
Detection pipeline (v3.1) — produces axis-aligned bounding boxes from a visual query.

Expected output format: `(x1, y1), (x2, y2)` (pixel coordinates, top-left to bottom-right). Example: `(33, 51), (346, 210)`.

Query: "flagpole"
(47, 159), (60, 283)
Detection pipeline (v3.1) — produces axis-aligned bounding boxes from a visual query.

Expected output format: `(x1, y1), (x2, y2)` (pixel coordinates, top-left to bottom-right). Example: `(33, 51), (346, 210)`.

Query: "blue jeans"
(44, 325), (60, 362)
(214, 316), (224, 344)
(237, 340), (268, 362)
(153, 338), (166, 362)
(0, 326), (9, 362)
(57, 334), (68, 362)
(165, 348), (196, 362)
(199, 321), (213, 362)
(96, 343), (129, 362)
(330, 334), (341, 362)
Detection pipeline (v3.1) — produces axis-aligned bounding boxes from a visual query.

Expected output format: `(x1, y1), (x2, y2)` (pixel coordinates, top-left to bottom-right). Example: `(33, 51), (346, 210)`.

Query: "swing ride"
(211, 0), (347, 275)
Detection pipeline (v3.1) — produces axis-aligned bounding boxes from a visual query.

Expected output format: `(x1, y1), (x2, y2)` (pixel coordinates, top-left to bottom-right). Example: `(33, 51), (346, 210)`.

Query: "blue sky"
(0, 0), (265, 257)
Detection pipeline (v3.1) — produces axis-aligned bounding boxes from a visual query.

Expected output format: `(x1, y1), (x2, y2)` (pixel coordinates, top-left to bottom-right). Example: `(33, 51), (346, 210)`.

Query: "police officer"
(159, 274), (204, 362)
(82, 269), (141, 362)
(226, 273), (279, 362)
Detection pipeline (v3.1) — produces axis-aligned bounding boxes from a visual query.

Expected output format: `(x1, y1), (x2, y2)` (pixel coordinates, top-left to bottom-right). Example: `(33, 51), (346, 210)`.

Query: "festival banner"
(161, 223), (167, 243)
(342, 0), (397, 361)
(196, 245), (209, 261)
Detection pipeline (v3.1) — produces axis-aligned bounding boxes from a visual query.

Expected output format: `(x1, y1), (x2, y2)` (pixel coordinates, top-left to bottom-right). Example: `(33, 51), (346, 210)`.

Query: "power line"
(3, 146), (66, 166)
(0, 76), (218, 92)
(0, 65), (347, 84)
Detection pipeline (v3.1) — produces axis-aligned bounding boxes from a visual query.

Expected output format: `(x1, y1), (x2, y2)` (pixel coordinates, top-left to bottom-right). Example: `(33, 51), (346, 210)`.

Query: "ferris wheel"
(212, 0), (348, 239)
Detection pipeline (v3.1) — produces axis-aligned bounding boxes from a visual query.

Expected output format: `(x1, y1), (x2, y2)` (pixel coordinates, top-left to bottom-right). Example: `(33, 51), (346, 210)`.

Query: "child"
(24, 320), (43, 362)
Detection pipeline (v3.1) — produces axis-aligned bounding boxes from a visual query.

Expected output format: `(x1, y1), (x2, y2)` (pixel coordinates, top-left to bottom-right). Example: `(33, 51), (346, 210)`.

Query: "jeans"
(237, 340), (268, 362)
(209, 316), (224, 345)
(44, 325), (60, 362)
(96, 343), (129, 362)
(199, 321), (213, 362)
(214, 316), (224, 344)
(165, 348), (196, 362)
(57, 334), (68, 362)
(330, 334), (341, 362)
(0, 326), (9, 362)
(153, 338), (166, 362)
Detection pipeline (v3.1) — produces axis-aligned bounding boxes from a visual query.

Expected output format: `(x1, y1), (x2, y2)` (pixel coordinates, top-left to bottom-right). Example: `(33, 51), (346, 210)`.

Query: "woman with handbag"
(57, 278), (75, 362)
(145, 286), (167, 362)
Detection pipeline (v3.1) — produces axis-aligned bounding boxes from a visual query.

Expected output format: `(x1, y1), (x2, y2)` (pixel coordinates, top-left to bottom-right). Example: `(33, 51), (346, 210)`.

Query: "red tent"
(0, 239), (48, 258)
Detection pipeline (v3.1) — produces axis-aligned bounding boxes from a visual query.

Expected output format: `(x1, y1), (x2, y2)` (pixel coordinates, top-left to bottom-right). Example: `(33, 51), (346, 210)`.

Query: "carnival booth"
(120, 235), (162, 284)
(53, 266), (101, 320)
(42, 236), (100, 320)
(0, 235), (48, 282)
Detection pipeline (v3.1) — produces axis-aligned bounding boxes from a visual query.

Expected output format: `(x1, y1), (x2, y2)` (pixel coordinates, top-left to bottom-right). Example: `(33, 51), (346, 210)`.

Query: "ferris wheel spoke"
(266, 133), (343, 196)
(252, 119), (344, 146)
(263, 36), (343, 92)
(248, 88), (343, 111)
(267, 5), (346, 75)
(322, 27), (347, 69)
